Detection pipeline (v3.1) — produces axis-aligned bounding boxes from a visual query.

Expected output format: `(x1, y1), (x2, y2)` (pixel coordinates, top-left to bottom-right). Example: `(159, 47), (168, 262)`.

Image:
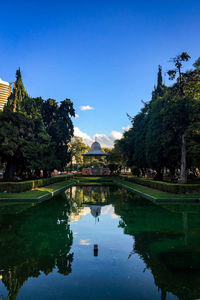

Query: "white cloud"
(110, 131), (123, 140)
(122, 125), (131, 131)
(74, 127), (94, 145)
(80, 105), (94, 111)
(75, 114), (79, 118)
(74, 127), (122, 148)
(79, 239), (91, 246)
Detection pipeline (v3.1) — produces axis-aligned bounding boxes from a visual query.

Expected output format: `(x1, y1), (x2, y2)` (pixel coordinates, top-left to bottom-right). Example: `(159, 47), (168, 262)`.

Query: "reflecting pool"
(0, 185), (200, 299)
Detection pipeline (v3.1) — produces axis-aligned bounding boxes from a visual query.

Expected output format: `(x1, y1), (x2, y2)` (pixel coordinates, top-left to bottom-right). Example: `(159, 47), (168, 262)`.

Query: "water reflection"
(0, 195), (74, 299)
(113, 189), (200, 300)
(0, 186), (200, 299)
(67, 186), (110, 222)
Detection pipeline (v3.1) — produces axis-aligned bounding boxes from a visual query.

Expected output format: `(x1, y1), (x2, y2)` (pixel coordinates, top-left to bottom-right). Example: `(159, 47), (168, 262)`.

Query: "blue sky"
(0, 0), (200, 146)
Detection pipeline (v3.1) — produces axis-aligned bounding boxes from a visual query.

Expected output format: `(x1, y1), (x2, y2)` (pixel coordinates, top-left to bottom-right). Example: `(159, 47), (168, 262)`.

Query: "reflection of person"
(94, 244), (98, 256)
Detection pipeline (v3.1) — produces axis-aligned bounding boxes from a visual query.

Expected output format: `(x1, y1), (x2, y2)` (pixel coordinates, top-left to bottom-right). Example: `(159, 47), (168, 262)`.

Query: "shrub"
(119, 175), (200, 194)
(0, 175), (72, 193)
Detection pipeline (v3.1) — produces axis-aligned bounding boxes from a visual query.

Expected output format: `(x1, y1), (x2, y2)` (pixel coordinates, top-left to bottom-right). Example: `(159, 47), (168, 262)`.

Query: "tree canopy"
(114, 53), (200, 183)
(0, 69), (75, 180)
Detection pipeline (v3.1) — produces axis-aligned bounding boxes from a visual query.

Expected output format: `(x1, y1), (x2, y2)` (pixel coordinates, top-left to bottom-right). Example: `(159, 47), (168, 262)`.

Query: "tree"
(131, 104), (149, 174)
(145, 66), (167, 179)
(168, 52), (191, 96)
(113, 53), (200, 183)
(152, 65), (165, 99)
(5, 68), (28, 113)
(69, 136), (90, 168)
(45, 99), (75, 171)
(167, 52), (200, 183)
(1, 69), (76, 179)
(108, 140), (125, 174)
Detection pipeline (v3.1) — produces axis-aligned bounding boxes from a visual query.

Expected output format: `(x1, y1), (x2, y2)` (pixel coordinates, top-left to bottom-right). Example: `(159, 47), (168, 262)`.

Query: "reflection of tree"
(0, 193), (74, 300)
(81, 186), (110, 204)
(114, 188), (200, 300)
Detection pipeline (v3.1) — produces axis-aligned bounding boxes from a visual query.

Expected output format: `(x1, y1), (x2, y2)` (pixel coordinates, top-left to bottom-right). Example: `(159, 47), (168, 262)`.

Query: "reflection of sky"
(68, 204), (177, 300)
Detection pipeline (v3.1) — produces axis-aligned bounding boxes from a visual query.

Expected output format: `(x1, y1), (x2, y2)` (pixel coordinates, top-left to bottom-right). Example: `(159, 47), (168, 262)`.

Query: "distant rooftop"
(0, 78), (9, 86)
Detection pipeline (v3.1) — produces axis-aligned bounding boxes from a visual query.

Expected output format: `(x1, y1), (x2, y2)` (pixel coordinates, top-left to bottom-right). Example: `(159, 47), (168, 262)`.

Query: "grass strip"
(0, 180), (75, 201)
(74, 176), (113, 186)
(114, 178), (200, 201)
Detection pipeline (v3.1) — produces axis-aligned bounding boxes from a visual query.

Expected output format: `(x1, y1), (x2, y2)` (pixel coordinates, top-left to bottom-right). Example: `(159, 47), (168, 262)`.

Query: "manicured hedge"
(119, 175), (200, 194)
(0, 175), (73, 193)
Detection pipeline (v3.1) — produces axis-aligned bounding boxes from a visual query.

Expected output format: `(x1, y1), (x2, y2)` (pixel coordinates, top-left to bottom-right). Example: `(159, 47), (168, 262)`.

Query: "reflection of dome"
(90, 205), (101, 218)
(91, 141), (101, 151)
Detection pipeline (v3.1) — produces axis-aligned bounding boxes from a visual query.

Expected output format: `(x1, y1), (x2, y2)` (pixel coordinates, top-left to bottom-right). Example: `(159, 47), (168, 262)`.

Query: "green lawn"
(74, 176), (113, 181)
(114, 179), (200, 200)
(74, 176), (113, 185)
(0, 180), (74, 200)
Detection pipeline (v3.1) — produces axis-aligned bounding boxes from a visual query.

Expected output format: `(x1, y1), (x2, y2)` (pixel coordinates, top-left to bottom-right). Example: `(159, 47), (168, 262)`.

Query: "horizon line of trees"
(111, 52), (200, 183)
(0, 69), (75, 181)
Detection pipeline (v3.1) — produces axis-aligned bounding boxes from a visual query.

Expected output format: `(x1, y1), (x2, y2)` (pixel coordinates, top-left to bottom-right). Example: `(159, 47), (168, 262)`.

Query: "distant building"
(0, 78), (11, 111)
(82, 140), (110, 176)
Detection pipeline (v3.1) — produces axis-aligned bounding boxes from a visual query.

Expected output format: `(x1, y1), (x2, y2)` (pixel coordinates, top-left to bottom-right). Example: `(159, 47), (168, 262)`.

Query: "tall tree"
(152, 65), (165, 99)
(5, 68), (28, 113)
(46, 99), (75, 171)
(168, 52), (193, 183)
(146, 66), (167, 179)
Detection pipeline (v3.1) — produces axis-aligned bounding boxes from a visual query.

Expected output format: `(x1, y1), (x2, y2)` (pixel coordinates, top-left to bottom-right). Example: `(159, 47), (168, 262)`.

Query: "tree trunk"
(179, 134), (187, 183)
(169, 167), (176, 182)
(4, 160), (16, 181)
(35, 169), (41, 178)
(43, 169), (48, 178)
(155, 168), (163, 181)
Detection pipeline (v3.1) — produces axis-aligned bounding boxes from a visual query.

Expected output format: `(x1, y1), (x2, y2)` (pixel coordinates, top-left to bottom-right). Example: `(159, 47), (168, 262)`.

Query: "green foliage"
(108, 140), (126, 174)
(0, 176), (70, 193)
(69, 136), (90, 166)
(113, 54), (200, 182)
(0, 69), (75, 180)
(5, 68), (28, 112)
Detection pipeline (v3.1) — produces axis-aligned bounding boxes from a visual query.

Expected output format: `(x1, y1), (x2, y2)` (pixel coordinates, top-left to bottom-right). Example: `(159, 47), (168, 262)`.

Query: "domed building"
(82, 139), (110, 176)
(83, 141), (109, 157)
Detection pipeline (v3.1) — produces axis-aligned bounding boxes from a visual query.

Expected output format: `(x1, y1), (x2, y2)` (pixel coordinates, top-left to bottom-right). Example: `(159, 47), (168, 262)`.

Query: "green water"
(0, 186), (200, 300)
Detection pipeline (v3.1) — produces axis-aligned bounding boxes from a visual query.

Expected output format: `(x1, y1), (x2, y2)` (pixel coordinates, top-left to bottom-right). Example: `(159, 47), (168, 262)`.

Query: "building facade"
(0, 78), (11, 111)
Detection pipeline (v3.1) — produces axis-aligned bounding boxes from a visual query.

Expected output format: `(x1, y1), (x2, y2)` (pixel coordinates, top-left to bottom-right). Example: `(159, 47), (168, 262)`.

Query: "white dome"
(83, 139), (109, 156)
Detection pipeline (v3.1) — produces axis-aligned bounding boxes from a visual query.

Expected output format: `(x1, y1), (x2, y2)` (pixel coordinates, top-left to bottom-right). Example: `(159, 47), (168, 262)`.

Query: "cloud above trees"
(122, 125), (131, 131)
(74, 127), (123, 148)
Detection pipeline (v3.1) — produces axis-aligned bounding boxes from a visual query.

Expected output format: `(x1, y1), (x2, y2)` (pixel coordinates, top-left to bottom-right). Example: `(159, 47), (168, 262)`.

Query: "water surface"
(0, 185), (200, 299)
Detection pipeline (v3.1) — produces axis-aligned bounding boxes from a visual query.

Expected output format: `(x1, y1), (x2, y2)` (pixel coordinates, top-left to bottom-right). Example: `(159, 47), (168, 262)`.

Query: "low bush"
(119, 175), (200, 194)
(0, 175), (72, 193)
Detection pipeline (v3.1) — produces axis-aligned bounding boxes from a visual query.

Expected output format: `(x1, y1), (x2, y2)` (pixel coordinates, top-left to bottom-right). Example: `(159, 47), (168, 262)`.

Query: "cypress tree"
(152, 65), (165, 99)
(14, 68), (28, 112)
(5, 68), (28, 112)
